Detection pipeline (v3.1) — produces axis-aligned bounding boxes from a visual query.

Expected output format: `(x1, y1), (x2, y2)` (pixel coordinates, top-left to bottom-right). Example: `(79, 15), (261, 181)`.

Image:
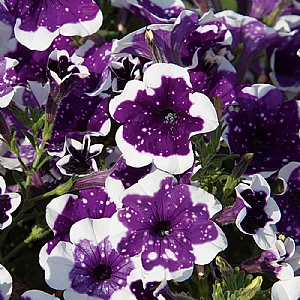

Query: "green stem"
(0, 240), (27, 264)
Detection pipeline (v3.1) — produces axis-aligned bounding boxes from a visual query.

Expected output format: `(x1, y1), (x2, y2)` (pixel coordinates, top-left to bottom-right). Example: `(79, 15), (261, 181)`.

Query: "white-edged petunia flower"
(109, 63), (218, 174)
(235, 174), (281, 250)
(56, 135), (103, 177)
(109, 169), (227, 282)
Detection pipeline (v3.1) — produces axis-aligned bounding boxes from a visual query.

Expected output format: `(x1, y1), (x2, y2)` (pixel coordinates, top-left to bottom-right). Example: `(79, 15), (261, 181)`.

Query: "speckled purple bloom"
(274, 162), (300, 245)
(235, 174), (281, 250)
(56, 135), (103, 177)
(109, 170), (227, 281)
(45, 218), (136, 300)
(223, 84), (300, 176)
(109, 63), (218, 174)
(2, 0), (103, 50)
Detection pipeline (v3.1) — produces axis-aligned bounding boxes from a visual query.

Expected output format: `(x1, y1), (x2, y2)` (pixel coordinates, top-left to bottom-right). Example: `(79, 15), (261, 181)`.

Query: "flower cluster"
(0, 0), (300, 299)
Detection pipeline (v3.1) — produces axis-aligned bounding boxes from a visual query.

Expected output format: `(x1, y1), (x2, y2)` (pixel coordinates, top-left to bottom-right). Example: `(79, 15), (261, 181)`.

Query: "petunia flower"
(44, 218), (137, 300)
(241, 237), (300, 280)
(0, 264), (12, 300)
(0, 175), (21, 230)
(109, 62), (218, 174)
(109, 169), (227, 282)
(223, 84), (300, 176)
(1, 0), (103, 51)
(235, 174), (281, 250)
(271, 276), (300, 300)
(273, 162), (300, 245)
(56, 135), (103, 176)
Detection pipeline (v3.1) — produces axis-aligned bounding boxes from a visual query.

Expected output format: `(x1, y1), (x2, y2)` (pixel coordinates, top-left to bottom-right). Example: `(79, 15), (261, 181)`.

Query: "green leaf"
(22, 130), (37, 150)
(12, 171), (26, 196)
(213, 154), (240, 162)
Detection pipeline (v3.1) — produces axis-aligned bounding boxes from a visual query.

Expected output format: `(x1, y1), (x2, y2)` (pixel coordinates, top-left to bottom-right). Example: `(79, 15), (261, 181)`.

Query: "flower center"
(250, 132), (264, 146)
(154, 220), (172, 238)
(93, 264), (112, 281)
(163, 109), (178, 124)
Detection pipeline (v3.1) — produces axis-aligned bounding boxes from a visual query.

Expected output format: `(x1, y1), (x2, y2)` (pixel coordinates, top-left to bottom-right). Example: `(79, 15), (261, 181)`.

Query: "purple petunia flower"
(235, 174), (281, 250)
(223, 84), (300, 176)
(0, 175), (21, 230)
(109, 169), (227, 282)
(274, 162), (300, 245)
(109, 62), (218, 174)
(56, 135), (103, 177)
(2, 0), (103, 51)
(46, 49), (90, 99)
(44, 218), (137, 300)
